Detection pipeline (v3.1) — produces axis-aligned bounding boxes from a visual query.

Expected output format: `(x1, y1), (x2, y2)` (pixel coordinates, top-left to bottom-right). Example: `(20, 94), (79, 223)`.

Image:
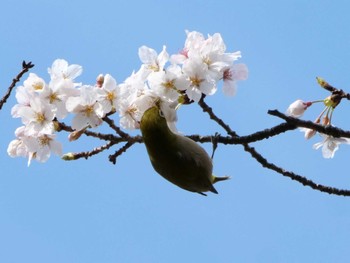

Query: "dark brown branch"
(188, 122), (296, 144)
(55, 120), (122, 142)
(64, 140), (118, 160)
(0, 61), (34, 110)
(233, 122), (297, 143)
(109, 141), (138, 164)
(268, 109), (350, 138)
(102, 116), (131, 139)
(198, 98), (350, 197)
(244, 144), (350, 196)
(198, 96), (238, 137)
(55, 116), (145, 164)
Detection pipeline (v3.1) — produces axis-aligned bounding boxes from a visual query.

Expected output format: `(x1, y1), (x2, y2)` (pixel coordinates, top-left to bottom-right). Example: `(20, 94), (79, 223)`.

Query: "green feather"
(140, 105), (229, 195)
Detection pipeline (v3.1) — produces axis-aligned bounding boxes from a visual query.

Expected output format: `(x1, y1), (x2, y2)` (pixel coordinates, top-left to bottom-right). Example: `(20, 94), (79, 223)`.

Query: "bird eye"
(158, 109), (165, 118)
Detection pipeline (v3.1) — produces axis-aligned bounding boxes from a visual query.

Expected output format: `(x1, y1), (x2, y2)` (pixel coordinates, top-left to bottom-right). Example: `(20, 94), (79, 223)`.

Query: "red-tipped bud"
(286, 100), (312, 118)
(96, 74), (104, 88)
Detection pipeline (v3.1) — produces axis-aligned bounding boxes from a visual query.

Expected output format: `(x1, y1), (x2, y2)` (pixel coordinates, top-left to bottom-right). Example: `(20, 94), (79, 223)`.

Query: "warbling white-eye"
(140, 102), (229, 196)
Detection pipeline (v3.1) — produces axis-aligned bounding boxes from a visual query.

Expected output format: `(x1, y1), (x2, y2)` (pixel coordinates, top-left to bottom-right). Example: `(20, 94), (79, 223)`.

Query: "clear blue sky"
(1, 0), (350, 262)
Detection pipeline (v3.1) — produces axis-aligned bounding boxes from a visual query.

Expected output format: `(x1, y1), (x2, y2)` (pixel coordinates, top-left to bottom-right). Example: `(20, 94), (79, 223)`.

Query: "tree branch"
(0, 61), (34, 110)
(64, 140), (119, 160)
(243, 144), (350, 196)
(109, 141), (139, 164)
(198, 97), (350, 196)
(102, 115), (131, 139)
(268, 109), (350, 138)
(188, 122), (296, 144)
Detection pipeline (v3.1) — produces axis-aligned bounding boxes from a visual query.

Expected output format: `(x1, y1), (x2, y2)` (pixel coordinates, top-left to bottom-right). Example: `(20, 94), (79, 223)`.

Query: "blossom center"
(36, 112), (46, 123)
(127, 106), (137, 116)
(223, 69), (232, 80)
(107, 91), (116, 102)
(190, 76), (203, 87)
(85, 105), (95, 117)
(49, 92), (60, 103)
(148, 64), (159, 72)
(33, 82), (44, 91)
(39, 135), (50, 146)
(162, 80), (175, 90)
(203, 57), (211, 66)
(180, 49), (189, 58)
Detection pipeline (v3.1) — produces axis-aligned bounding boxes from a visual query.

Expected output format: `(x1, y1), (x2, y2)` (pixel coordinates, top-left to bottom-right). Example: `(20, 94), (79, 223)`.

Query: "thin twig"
(244, 144), (350, 196)
(0, 61), (34, 110)
(198, 97), (238, 137)
(55, 120), (122, 142)
(103, 116), (131, 139)
(66, 140), (118, 160)
(109, 141), (137, 164)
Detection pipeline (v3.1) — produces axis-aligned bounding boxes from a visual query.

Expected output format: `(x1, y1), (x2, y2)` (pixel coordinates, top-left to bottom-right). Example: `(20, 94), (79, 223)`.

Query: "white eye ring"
(159, 109), (165, 118)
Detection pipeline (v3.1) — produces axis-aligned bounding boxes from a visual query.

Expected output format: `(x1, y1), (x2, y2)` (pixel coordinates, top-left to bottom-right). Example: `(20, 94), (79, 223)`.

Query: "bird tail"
(213, 175), (230, 184)
(207, 175), (230, 195)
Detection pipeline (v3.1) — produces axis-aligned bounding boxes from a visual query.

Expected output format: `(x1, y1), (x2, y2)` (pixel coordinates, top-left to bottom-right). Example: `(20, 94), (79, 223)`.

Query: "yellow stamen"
(190, 77), (202, 87)
(148, 64), (159, 72)
(203, 57), (211, 66)
(32, 82), (44, 91)
(36, 113), (46, 123)
(49, 92), (60, 104)
(162, 80), (175, 90)
(107, 91), (116, 102)
(39, 135), (50, 146)
(85, 105), (95, 117)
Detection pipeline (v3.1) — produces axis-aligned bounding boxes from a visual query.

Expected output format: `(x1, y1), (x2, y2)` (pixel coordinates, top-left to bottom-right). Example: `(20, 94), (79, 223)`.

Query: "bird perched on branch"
(140, 101), (229, 196)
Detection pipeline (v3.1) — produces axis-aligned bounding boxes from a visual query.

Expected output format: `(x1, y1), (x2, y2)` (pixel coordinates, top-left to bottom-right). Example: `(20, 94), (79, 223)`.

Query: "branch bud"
(62, 153), (75, 161)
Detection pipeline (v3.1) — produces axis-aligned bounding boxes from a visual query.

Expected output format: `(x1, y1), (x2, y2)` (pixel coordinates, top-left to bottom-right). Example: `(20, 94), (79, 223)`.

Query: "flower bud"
(62, 153), (75, 161)
(286, 100), (312, 118)
(300, 117), (320, 139)
(96, 74), (104, 88)
(323, 115), (330, 126)
(303, 128), (317, 140)
(68, 128), (86, 141)
(316, 77), (328, 88)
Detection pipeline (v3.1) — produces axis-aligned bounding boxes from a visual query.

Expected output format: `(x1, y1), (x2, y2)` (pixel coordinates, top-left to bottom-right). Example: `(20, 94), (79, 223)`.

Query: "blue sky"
(1, 0), (350, 262)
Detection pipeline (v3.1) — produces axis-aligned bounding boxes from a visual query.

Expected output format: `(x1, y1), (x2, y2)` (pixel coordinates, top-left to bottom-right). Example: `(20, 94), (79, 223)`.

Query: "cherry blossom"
(23, 133), (62, 166)
(95, 74), (120, 118)
(138, 45), (169, 77)
(179, 58), (216, 102)
(66, 86), (103, 131)
(16, 97), (55, 135)
(48, 59), (82, 82)
(8, 31), (248, 164)
(223, 63), (248, 96)
(147, 64), (183, 103)
(313, 134), (350, 158)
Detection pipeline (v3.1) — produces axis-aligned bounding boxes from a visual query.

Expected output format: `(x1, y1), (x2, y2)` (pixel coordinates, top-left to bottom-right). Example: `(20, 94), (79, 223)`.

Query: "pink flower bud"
(96, 74), (104, 88)
(286, 100), (312, 118)
(300, 117), (320, 140)
(304, 128), (317, 139)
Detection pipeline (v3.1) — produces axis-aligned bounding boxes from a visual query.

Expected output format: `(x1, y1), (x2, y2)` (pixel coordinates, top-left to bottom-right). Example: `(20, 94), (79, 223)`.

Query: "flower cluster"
(7, 30), (248, 165)
(286, 78), (350, 158)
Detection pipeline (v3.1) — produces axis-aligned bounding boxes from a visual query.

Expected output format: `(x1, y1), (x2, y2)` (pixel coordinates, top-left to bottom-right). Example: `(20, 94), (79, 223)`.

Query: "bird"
(140, 102), (229, 196)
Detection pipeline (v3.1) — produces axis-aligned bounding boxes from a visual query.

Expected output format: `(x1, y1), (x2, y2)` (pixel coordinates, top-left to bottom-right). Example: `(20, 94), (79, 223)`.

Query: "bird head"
(140, 100), (169, 134)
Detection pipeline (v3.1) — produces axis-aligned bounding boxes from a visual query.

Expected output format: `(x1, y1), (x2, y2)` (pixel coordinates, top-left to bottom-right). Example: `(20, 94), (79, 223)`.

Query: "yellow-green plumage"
(140, 105), (229, 196)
